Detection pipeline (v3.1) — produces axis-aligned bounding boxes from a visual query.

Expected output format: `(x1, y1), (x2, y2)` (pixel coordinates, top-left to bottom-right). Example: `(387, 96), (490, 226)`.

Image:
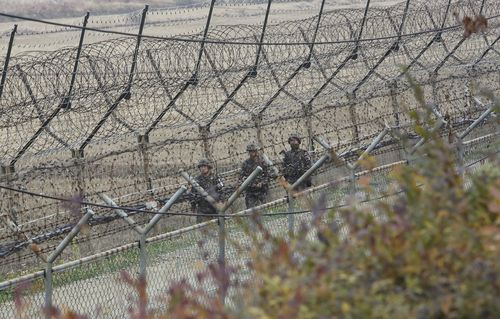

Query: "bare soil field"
(1, 1), (399, 54)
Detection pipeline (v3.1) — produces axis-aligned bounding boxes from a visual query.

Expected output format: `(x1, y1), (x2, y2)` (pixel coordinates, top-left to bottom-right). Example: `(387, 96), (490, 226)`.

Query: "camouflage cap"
(288, 132), (301, 143)
(246, 142), (259, 151)
(197, 158), (212, 168)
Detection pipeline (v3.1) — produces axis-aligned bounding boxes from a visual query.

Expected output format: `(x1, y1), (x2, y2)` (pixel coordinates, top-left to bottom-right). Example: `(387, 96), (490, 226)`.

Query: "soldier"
(282, 133), (312, 191)
(240, 142), (270, 209)
(190, 158), (224, 223)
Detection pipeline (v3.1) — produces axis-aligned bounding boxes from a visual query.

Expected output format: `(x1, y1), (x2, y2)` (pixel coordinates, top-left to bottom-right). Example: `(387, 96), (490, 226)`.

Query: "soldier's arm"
(304, 150), (312, 168)
(215, 175), (224, 192)
(283, 152), (293, 179)
(189, 186), (198, 211)
(215, 175), (225, 200)
(258, 163), (268, 187)
(239, 162), (248, 183)
(303, 151), (313, 186)
(262, 160), (274, 188)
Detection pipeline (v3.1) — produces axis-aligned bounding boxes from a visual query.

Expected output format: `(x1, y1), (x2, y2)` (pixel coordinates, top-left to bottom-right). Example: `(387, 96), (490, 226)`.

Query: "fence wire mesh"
(0, 131), (497, 318)
(0, 0), (498, 271)
(0, 0), (499, 317)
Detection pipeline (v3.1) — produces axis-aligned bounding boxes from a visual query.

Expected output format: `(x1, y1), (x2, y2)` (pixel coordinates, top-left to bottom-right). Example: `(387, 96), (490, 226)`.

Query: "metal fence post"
(100, 187), (185, 278)
(44, 208), (94, 317)
(347, 93), (360, 147)
(220, 166), (262, 262)
(0, 165), (18, 243)
(62, 12), (89, 109)
(44, 262), (53, 319)
(410, 117), (445, 155)
(0, 24), (17, 101)
(456, 137), (465, 177)
(71, 140), (87, 260)
(190, 0), (217, 84)
(181, 166), (262, 303)
(141, 187), (187, 278)
(143, 186), (188, 234)
(287, 190), (296, 235)
(78, 5), (148, 153)
(181, 167), (262, 259)
(138, 134), (153, 191)
(101, 186), (186, 279)
(344, 127), (389, 197)
(139, 234), (147, 279)
(71, 150), (86, 197)
(387, 87), (400, 126)
(204, 0), (272, 129)
(10, 12), (89, 167)
(303, 104), (315, 152)
(253, 113), (264, 148)
(0, 24), (17, 191)
(349, 164), (357, 196)
(199, 125), (212, 160)
(459, 105), (495, 140)
(286, 137), (335, 234)
(385, 121), (409, 164)
(453, 102), (496, 176)
(68, 12), (90, 210)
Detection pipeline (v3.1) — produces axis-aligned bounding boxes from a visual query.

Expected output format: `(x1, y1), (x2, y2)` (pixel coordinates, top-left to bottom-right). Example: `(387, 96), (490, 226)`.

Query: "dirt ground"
(0, 1), (400, 55)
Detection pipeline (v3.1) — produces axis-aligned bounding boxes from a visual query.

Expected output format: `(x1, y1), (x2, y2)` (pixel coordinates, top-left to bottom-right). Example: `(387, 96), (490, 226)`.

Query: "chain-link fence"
(0, 0), (499, 317)
(1, 0), (499, 274)
(0, 123), (496, 318)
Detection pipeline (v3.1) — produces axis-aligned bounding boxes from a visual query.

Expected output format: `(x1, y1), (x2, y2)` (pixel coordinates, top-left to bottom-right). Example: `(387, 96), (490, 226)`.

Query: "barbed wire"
(0, 0), (498, 271)
(0, 144), (496, 260)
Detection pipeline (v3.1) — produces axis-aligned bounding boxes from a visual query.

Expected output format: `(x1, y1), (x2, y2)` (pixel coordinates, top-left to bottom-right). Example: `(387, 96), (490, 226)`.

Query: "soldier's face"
(199, 165), (210, 175)
(289, 139), (300, 149)
(248, 150), (258, 158)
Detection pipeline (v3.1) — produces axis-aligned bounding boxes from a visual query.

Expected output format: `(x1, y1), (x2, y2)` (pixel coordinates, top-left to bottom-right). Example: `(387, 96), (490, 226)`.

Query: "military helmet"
(197, 158), (212, 168)
(246, 142), (259, 151)
(288, 133), (301, 144)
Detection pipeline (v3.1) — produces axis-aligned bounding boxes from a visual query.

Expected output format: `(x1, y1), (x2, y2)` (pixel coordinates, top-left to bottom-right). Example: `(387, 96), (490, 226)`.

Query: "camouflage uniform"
(240, 143), (270, 209)
(190, 159), (224, 223)
(282, 134), (312, 191)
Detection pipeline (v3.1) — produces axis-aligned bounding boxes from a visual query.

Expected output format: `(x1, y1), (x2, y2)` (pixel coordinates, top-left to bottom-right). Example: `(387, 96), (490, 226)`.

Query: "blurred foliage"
(225, 127), (500, 318)
(163, 77), (500, 318)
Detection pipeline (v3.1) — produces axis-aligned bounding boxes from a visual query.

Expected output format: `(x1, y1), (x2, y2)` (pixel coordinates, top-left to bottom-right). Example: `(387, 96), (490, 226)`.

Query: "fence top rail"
(462, 131), (499, 146)
(0, 241), (139, 290)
